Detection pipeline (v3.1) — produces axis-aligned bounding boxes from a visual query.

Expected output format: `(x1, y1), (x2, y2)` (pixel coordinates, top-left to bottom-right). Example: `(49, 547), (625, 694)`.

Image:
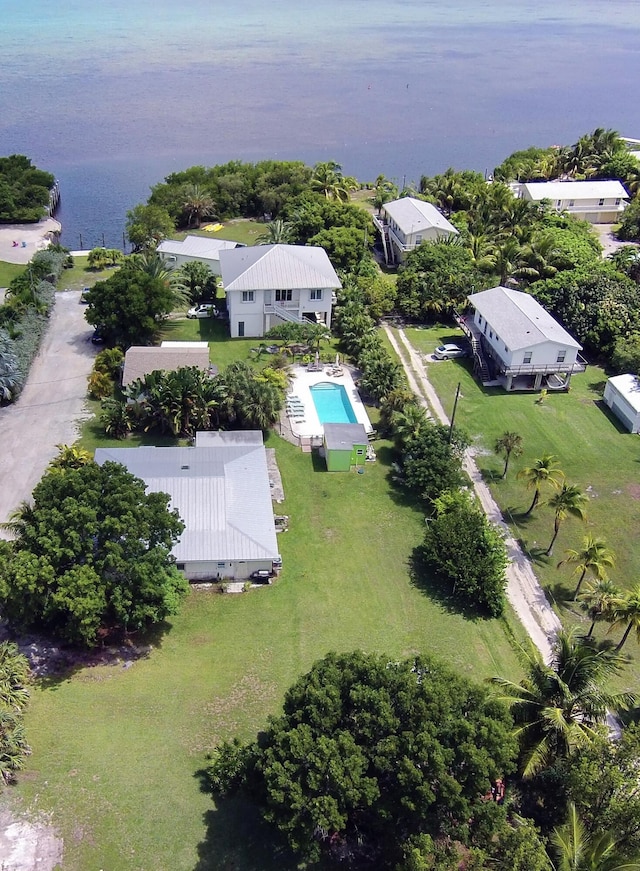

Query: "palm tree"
(558, 535), (616, 600)
(181, 184), (216, 229)
(518, 453), (564, 515)
(551, 802), (640, 871)
(256, 219), (294, 245)
(311, 161), (353, 202)
(129, 252), (190, 309)
(545, 484), (588, 556)
(578, 579), (621, 638)
(494, 431), (524, 478)
(609, 585), (640, 653)
(0, 642), (30, 713)
(490, 631), (633, 778)
(0, 500), (36, 539)
(101, 398), (133, 440)
(372, 174), (398, 214)
(392, 404), (429, 449)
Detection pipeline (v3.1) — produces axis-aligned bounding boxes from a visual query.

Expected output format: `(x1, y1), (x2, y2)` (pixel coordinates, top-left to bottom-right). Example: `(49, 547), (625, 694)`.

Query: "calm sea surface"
(1, 0), (639, 248)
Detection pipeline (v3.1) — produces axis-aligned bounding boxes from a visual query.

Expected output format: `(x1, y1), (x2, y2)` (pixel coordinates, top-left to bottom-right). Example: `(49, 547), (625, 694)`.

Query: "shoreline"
(0, 218), (62, 265)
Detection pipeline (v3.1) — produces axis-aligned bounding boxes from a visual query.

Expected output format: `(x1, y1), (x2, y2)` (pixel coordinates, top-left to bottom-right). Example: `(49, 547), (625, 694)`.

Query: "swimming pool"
(310, 382), (358, 424)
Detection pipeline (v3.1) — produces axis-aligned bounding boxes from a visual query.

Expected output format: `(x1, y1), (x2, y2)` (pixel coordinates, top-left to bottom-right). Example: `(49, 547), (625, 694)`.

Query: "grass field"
(403, 324), (640, 676)
(60, 254), (116, 290)
(0, 260), (25, 287)
(173, 219), (265, 247)
(14, 416), (524, 870)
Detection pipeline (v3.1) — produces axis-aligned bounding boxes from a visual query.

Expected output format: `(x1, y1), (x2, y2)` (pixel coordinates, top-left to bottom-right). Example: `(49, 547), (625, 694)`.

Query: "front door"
(238, 321), (245, 337)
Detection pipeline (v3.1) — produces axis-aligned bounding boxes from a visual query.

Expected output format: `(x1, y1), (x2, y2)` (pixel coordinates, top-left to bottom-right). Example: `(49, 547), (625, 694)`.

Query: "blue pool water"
(310, 383), (358, 425)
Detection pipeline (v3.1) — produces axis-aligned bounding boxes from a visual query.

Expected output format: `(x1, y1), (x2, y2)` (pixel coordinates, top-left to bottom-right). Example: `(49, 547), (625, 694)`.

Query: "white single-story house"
(121, 344), (212, 389)
(94, 431), (280, 580)
(457, 286), (585, 391)
(157, 235), (243, 276)
(372, 196), (458, 264)
(603, 374), (640, 433)
(219, 244), (341, 338)
(513, 180), (629, 223)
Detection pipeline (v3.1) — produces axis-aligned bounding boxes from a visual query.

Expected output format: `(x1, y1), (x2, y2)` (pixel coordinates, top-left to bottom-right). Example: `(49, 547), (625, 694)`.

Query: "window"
(356, 449), (364, 455)
(241, 291), (254, 302)
(523, 352), (532, 364)
(478, 315), (483, 325)
(489, 330), (493, 339)
(176, 563), (185, 571)
(238, 321), (245, 337)
(615, 198), (621, 205)
(415, 235), (422, 244)
(598, 198), (605, 206)
(556, 200), (562, 207)
(310, 289), (323, 301)
(275, 289), (292, 302)
(568, 200), (575, 207)
(556, 350), (566, 363)
(504, 345), (509, 352)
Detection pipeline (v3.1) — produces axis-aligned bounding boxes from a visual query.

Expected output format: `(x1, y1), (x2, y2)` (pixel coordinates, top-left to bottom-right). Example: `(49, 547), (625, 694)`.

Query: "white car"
(433, 343), (467, 360)
(187, 303), (217, 319)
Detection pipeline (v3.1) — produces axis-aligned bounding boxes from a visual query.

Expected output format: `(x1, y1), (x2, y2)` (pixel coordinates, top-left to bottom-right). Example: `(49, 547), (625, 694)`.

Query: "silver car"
(433, 343), (467, 360)
(187, 303), (217, 319)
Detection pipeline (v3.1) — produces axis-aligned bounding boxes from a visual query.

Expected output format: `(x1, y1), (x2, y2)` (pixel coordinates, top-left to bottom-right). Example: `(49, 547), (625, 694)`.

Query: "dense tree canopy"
(207, 650), (517, 868)
(395, 421), (469, 505)
(125, 203), (175, 251)
(0, 155), (54, 223)
(396, 240), (482, 319)
(85, 259), (177, 347)
(0, 462), (187, 647)
(419, 489), (508, 617)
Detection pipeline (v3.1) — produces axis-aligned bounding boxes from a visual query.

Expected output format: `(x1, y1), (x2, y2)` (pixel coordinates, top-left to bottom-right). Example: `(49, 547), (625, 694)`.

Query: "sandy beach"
(0, 218), (61, 265)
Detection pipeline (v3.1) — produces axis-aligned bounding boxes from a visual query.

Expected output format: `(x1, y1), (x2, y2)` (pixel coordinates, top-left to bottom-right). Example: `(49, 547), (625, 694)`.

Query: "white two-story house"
(219, 244), (341, 338)
(515, 180), (629, 224)
(157, 235), (242, 276)
(457, 286), (585, 391)
(373, 196), (458, 265)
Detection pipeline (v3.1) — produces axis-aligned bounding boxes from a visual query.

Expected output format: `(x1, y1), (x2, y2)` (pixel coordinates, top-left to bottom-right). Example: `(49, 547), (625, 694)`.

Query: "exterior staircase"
(470, 335), (491, 382)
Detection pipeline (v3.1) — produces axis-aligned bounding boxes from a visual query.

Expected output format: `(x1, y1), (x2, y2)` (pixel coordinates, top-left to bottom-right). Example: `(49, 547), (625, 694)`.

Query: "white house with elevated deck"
(373, 196), (458, 264)
(220, 244), (341, 338)
(457, 286), (586, 392)
(513, 180), (629, 224)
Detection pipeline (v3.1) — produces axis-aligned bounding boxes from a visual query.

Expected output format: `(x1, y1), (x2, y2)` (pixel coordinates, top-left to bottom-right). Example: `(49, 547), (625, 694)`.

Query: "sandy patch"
(0, 807), (63, 871)
(0, 219), (61, 264)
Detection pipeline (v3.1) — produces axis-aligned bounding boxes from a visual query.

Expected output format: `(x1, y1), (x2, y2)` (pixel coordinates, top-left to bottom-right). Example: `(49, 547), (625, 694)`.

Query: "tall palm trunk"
(525, 488), (540, 516)
(587, 620), (596, 638)
(616, 621), (634, 652)
(546, 520), (561, 556)
(573, 567), (588, 600)
(502, 453), (510, 478)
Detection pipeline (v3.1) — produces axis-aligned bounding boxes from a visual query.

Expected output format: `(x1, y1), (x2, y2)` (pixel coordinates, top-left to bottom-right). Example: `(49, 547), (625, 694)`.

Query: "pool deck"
(284, 364), (373, 440)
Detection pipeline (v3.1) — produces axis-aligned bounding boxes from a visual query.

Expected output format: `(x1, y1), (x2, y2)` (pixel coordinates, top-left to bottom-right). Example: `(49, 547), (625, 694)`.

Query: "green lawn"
(404, 324), (640, 676)
(59, 254), (116, 290)
(0, 260), (25, 287)
(14, 428), (523, 871)
(174, 219), (265, 247)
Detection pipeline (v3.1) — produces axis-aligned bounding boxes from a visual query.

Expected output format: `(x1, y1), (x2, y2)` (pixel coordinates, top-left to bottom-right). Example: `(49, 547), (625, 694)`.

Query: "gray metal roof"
(195, 430), (264, 446)
(323, 423), (368, 451)
(608, 374), (640, 414)
(122, 346), (211, 388)
(157, 235), (240, 261)
(521, 180), (628, 201)
(94, 437), (279, 563)
(220, 244), (342, 291)
(382, 197), (458, 236)
(468, 286), (581, 351)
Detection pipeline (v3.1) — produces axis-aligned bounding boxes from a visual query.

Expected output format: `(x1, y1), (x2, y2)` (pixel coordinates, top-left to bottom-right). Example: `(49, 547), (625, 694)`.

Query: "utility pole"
(448, 382), (461, 443)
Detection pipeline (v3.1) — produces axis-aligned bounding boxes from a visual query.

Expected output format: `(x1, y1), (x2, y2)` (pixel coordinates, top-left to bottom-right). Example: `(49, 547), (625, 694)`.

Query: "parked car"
(187, 303), (217, 319)
(80, 287), (90, 303)
(433, 343), (467, 360)
(250, 569), (275, 583)
(90, 328), (106, 345)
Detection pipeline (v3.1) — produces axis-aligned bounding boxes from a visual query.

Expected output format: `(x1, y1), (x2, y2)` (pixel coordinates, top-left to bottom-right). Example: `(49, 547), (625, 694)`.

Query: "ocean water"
(1, 0), (639, 248)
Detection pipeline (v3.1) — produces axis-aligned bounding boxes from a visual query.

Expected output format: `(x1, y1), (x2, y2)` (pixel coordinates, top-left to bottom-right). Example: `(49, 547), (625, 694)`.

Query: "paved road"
(383, 323), (560, 662)
(0, 291), (95, 533)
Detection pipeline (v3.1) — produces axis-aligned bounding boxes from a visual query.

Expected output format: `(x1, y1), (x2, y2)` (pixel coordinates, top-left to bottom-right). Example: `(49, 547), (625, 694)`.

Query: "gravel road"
(0, 290), (96, 533)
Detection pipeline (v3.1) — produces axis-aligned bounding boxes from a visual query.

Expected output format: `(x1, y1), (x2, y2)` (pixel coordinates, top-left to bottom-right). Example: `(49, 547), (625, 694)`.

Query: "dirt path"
(383, 323), (560, 662)
(0, 290), (96, 532)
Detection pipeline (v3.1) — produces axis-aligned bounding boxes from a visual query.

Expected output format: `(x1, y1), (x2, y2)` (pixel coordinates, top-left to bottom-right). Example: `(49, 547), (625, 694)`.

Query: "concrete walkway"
(0, 290), (96, 533)
(383, 323), (560, 662)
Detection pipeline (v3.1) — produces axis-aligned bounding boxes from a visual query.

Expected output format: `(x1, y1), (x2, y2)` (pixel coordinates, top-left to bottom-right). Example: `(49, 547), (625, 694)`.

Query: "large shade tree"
(0, 461), (188, 647)
(207, 650), (517, 869)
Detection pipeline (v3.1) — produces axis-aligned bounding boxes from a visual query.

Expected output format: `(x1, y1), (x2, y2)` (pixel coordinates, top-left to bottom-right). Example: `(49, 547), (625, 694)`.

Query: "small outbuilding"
(603, 374), (640, 433)
(323, 423), (368, 471)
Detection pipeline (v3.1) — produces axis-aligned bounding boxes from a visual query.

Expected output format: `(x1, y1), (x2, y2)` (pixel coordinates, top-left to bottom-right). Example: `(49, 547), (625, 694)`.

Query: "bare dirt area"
(0, 220), (62, 265)
(0, 807), (63, 871)
(0, 290), (96, 532)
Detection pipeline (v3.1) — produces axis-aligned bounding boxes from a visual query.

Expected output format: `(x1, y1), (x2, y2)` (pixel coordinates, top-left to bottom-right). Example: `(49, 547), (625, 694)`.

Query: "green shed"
(323, 423), (368, 472)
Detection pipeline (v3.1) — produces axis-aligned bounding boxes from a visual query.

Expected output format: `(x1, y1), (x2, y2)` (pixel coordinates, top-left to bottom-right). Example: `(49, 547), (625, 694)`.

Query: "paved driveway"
(0, 291), (96, 533)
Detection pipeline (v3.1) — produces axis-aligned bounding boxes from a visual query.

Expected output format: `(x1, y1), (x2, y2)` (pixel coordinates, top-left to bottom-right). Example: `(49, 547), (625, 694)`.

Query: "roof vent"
(181, 464), (190, 470)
